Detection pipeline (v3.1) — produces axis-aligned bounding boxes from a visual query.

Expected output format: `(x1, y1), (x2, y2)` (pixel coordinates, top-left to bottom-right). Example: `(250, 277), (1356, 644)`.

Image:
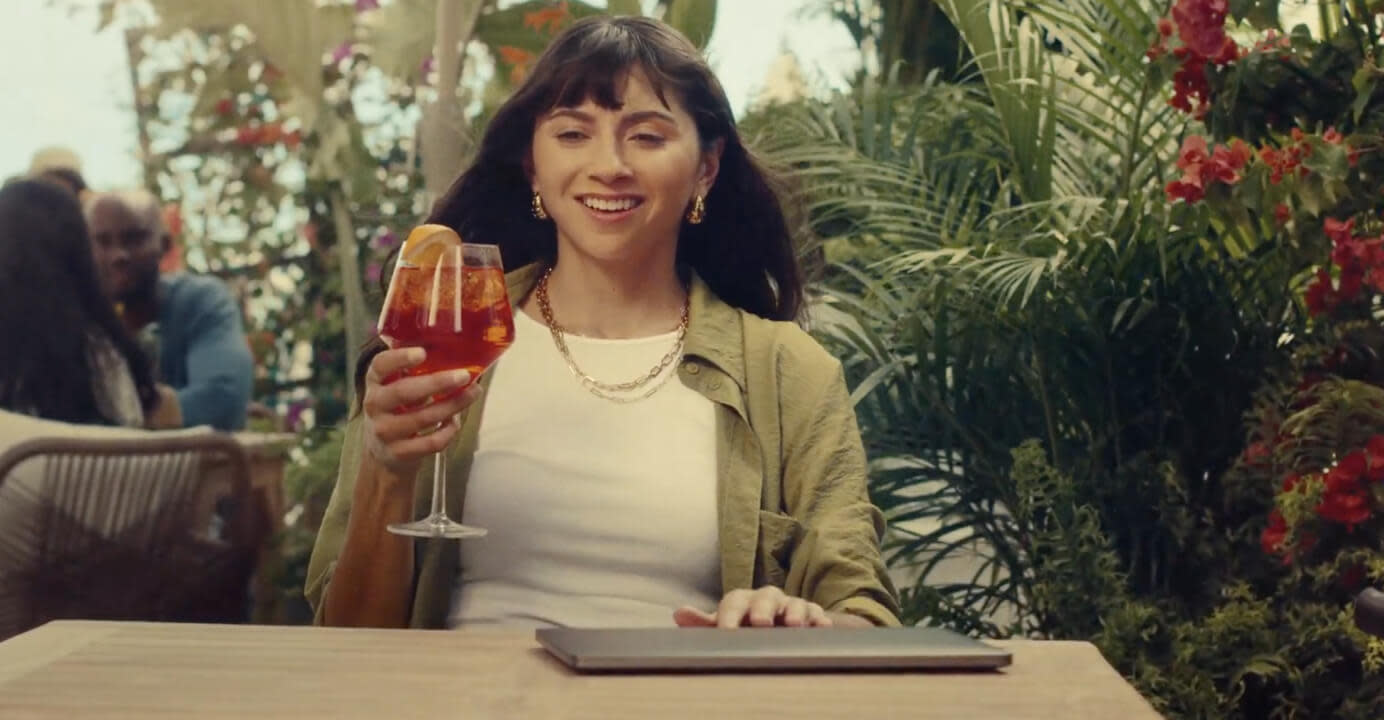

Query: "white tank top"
(448, 308), (720, 628)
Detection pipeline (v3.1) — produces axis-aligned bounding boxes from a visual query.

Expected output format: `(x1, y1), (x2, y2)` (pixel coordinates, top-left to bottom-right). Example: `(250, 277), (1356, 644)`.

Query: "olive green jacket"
(305, 265), (901, 627)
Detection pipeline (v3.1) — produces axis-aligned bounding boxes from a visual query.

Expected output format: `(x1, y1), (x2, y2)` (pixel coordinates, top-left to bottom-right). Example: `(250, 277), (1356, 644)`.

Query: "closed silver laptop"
(536, 626), (1012, 672)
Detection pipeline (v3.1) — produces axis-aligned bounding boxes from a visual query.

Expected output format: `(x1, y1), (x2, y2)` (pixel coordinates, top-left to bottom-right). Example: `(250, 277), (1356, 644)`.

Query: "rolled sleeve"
(304, 417), (364, 623)
(781, 362), (902, 626)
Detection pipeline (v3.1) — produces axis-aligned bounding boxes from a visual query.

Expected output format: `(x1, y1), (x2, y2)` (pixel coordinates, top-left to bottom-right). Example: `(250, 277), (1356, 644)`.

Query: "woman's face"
(529, 68), (720, 268)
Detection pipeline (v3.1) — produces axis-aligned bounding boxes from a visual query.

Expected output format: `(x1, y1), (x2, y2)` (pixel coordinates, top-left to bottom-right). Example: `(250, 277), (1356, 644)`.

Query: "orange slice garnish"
(399, 224), (461, 267)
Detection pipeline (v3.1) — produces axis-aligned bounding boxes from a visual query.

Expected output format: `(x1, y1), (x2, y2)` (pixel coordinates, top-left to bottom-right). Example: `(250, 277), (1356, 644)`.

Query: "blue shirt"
(155, 273), (254, 431)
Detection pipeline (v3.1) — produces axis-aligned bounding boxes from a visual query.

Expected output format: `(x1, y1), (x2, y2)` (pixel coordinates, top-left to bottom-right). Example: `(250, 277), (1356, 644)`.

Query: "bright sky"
(0, 0), (856, 190)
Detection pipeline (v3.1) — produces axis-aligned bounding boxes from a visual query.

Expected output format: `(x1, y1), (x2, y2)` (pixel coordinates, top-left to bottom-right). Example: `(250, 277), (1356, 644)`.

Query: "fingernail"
(451, 370), (471, 385)
(408, 348), (426, 363)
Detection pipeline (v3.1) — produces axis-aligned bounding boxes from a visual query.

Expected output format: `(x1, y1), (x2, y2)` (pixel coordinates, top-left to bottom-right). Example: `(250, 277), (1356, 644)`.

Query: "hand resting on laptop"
(674, 586), (873, 629)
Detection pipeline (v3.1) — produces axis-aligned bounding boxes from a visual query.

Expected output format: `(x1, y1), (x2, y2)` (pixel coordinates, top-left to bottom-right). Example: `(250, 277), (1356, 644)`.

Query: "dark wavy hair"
(354, 15), (806, 402)
(0, 179), (159, 424)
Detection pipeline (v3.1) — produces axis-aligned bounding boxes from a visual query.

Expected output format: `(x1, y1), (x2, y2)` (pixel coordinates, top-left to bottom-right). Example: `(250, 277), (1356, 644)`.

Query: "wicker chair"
(0, 433), (257, 641)
(1357, 588), (1384, 639)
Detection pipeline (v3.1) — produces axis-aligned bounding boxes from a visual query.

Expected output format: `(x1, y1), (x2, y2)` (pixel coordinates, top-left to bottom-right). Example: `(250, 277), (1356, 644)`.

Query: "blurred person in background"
(27, 146), (89, 201)
(84, 189), (253, 431)
(0, 179), (179, 428)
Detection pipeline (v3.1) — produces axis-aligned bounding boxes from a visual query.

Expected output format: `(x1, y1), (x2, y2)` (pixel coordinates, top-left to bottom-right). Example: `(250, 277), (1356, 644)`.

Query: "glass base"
(387, 513), (488, 539)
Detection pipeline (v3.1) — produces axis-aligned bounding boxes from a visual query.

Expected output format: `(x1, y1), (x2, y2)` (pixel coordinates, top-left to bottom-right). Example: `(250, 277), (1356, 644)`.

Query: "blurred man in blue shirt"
(85, 191), (253, 431)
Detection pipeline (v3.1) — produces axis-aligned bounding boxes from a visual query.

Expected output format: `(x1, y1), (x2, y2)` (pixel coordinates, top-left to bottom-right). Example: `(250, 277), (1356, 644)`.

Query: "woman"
(307, 16), (900, 629)
(0, 179), (179, 429)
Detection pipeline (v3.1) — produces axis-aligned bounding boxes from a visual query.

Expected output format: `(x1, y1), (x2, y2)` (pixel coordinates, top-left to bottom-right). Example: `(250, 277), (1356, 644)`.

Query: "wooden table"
(0, 621), (1163, 719)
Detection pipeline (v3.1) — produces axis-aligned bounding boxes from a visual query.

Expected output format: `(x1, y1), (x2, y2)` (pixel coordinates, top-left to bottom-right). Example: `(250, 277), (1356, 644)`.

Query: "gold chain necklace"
(535, 267), (690, 402)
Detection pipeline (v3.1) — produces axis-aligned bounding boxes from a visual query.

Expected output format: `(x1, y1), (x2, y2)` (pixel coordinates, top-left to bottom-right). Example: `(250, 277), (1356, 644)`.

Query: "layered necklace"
(534, 267), (690, 404)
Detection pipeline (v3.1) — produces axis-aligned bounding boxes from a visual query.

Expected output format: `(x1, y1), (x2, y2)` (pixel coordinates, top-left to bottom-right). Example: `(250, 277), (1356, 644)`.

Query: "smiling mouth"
(580, 196), (643, 213)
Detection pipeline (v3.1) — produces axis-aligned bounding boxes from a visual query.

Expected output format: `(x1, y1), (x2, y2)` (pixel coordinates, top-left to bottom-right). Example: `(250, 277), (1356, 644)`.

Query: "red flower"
(215, 98), (234, 116)
(1281, 472), (1302, 492)
(497, 45), (535, 66)
(1204, 139), (1250, 183)
(1329, 451), (1367, 488)
(234, 126), (261, 146)
(1166, 135), (1249, 203)
(1260, 509), (1288, 556)
(1177, 135), (1209, 168)
(1317, 490), (1371, 528)
(1171, 55), (1212, 117)
(1244, 441), (1271, 467)
(496, 45), (537, 84)
(1305, 269), (1335, 316)
(1274, 203), (1291, 226)
(259, 123), (283, 145)
(1225, 139), (1252, 167)
(1317, 451), (1373, 528)
(1367, 435), (1384, 482)
(1338, 263), (1364, 301)
(522, 1), (571, 35)
(1325, 217), (1356, 245)
(1166, 178), (1204, 203)
(1323, 127), (1344, 145)
(1158, 18), (1174, 37)
(1259, 146), (1296, 184)
(1172, 0), (1233, 60)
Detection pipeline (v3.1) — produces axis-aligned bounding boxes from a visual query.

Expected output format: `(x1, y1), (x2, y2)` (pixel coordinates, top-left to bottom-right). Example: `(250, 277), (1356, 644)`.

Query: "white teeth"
(582, 197), (639, 212)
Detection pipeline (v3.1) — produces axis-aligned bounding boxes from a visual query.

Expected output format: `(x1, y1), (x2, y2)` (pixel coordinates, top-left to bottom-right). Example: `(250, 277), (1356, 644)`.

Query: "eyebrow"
(545, 108), (678, 127)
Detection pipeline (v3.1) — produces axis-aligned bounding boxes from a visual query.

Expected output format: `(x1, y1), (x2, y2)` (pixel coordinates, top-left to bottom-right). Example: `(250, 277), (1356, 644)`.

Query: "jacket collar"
(504, 263), (747, 392)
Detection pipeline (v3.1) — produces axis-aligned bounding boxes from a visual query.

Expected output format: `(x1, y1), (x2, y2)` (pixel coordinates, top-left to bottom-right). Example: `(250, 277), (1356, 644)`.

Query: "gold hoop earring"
(686, 195), (705, 224)
(531, 191), (548, 220)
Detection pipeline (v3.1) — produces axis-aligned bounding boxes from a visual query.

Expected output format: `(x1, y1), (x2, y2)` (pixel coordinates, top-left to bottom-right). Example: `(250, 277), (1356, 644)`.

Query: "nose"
(587, 135), (632, 184)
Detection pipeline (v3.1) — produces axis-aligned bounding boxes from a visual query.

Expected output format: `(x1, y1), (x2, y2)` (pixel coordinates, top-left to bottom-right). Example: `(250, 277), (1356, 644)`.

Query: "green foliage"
(1008, 440), (1128, 639)
(265, 426), (344, 620)
(750, 0), (1384, 716)
(663, 0), (717, 49)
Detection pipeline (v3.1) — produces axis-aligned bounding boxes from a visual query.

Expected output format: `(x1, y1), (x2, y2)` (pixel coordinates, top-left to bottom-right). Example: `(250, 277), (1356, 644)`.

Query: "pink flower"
(1172, 0), (1235, 61)
(331, 41), (353, 66)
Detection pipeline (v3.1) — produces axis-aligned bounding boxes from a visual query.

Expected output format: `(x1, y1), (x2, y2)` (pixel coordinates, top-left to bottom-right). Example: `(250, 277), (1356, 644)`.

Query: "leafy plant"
(749, 0), (1384, 716)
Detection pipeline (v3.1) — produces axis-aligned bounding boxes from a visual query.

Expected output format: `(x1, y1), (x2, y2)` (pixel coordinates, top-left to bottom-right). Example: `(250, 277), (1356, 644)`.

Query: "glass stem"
(430, 447), (447, 519)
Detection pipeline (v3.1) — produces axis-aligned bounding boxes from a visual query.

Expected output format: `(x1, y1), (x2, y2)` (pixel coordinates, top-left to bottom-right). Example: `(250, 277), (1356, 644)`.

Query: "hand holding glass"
(377, 228), (513, 538)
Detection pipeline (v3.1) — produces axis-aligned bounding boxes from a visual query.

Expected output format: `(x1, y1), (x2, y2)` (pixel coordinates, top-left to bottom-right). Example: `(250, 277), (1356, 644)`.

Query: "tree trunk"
(419, 0), (489, 202)
(331, 188), (369, 390)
